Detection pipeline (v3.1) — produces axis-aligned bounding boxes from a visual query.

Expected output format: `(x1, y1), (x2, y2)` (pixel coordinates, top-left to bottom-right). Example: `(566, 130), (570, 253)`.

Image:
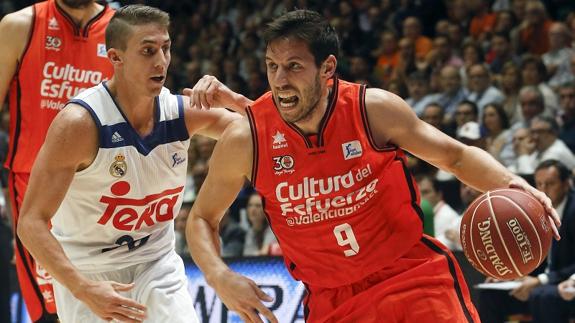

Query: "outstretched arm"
(183, 75), (254, 115)
(186, 119), (278, 323)
(365, 88), (561, 238)
(17, 105), (146, 322)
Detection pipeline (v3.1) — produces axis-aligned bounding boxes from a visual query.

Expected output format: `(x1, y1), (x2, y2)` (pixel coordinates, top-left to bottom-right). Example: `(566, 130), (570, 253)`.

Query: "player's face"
(265, 37), (325, 124)
(119, 24), (171, 97)
(535, 167), (570, 207)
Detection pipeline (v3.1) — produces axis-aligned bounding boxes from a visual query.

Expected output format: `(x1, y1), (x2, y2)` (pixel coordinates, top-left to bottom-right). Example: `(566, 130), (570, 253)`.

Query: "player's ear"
(107, 48), (122, 64)
(321, 55), (337, 78)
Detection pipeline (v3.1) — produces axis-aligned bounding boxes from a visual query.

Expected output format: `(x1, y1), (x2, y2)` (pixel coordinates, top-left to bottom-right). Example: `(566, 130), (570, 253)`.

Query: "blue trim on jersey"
(78, 83), (190, 156)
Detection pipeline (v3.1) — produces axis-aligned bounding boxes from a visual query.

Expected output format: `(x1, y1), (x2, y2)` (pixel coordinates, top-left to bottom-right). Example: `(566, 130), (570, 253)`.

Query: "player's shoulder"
(221, 117), (252, 144)
(0, 6), (34, 31)
(52, 103), (98, 134)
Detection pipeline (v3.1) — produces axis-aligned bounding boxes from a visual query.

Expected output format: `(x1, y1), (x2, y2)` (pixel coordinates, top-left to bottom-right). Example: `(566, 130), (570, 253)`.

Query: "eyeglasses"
(530, 128), (552, 134)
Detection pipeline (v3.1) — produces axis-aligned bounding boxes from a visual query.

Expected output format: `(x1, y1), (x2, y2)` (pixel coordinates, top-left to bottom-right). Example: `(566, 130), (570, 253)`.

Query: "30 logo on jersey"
(45, 36), (62, 51)
(273, 155), (295, 175)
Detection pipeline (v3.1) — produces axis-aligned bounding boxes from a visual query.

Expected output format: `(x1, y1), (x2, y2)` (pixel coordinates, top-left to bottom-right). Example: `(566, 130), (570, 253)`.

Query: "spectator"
(542, 23), (575, 88)
(513, 85), (547, 130)
(558, 83), (575, 153)
(500, 61), (523, 123)
(521, 55), (560, 116)
(416, 175), (460, 250)
(488, 32), (520, 76)
(405, 71), (437, 116)
(461, 41), (485, 87)
(435, 65), (469, 119)
(468, 0), (497, 42)
(220, 210), (246, 258)
(515, 116), (575, 174)
(518, 0), (553, 55)
(480, 160), (575, 323)
(393, 37), (419, 82)
(373, 30), (400, 85)
(466, 64), (505, 114)
(454, 100), (480, 132)
(421, 103), (447, 132)
(482, 103), (515, 166)
(444, 182), (482, 250)
(457, 121), (485, 149)
(402, 16), (432, 62)
(425, 35), (463, 75)
(243, 193), (277, 256)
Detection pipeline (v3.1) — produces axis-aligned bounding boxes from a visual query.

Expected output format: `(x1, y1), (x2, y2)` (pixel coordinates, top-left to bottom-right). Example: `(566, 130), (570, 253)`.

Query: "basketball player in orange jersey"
(186, 10), (561, 323)
(0, 0), (114, 321)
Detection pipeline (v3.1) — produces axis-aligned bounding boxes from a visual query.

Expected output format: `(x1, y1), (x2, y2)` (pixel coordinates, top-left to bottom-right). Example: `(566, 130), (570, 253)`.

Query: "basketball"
(460, 188), (553, 280)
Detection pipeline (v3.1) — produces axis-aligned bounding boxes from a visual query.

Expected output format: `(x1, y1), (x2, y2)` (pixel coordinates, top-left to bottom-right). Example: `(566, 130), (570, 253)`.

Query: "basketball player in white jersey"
(16, 5), (248, 323)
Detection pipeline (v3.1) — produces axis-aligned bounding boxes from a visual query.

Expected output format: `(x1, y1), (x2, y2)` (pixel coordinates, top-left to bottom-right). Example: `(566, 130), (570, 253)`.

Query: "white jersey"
(51, 83), (190, 273)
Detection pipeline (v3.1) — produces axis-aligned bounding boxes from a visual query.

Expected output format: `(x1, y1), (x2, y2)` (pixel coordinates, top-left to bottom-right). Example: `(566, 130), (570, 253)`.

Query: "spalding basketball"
(460, 188), (553, 280)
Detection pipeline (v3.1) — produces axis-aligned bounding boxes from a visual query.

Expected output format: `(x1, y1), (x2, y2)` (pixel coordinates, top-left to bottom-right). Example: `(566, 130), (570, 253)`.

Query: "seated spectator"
(425, 35), (463, 74)
(454, 100), (480, 133)
(542, 23), (575, 89)
(372, 30), (400, 85)
(243, 193), (277, 256)
(518, 0), (553, 55)
(512, 85), (547, 131)
(220, 210), (246, 258)
(466, 63), (505, 114)
(421, 102), (453, 136)
(416, 175), (460, 250)
(479, 160), (575, 323)
(500, 61), (523, 123)
(461, 41), (485, 87)
(405, 70), (436, 116)
(487, 32), (520, 76)
(482, 103), (514, 166)
(393, 37), (419, 82)
(457, 121), (485, 149)
(402, 16), (432, 62)
(521, 55), (559, 115)
(435, 65), (469, 119)
(508, 127), (535, 174)
(514, 116), (575, 174)
(558, 83), (575, 153)
(468, 0), (496, 42)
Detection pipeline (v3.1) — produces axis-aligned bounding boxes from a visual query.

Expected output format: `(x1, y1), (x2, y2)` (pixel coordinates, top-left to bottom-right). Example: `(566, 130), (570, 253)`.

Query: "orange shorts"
(303, 236), (480, 323)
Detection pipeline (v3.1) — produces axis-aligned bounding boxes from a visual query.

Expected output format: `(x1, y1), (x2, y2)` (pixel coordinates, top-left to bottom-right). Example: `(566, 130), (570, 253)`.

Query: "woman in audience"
(499, 61), (523, 123)
(243, 192), (277, 256)
(482, 102), (515, 167)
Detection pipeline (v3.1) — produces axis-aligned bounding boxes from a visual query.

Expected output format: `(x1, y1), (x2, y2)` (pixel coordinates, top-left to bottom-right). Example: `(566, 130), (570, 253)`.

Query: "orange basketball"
(460, 188), (553, 280)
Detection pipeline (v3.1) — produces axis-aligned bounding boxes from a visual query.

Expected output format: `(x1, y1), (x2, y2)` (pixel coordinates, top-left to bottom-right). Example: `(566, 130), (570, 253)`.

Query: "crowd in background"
(2, 0), (575, 286)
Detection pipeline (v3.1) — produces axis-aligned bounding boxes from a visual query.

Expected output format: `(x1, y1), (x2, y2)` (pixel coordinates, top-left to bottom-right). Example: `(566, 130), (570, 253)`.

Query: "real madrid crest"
(109, 154), (127, 178)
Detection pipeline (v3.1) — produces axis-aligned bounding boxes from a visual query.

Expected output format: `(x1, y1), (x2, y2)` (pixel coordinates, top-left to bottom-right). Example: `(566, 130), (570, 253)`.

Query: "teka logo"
(342, 140), (362, 160)
(45, 36), (62, 51)
(97, 181), (184, 231)
(272, 130), (288, 149)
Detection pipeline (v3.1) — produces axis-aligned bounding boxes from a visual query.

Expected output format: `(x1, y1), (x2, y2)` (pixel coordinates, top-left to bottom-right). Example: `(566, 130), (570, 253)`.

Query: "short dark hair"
(105, 5), (170, 51)
(457, 100), (479, 117)
(531, 115), (560, 135)
(535, 159), (571, 182)
(263, 10), (339, 66)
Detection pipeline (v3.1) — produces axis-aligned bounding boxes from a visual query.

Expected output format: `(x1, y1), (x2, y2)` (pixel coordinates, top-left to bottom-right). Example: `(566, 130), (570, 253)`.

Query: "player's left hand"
(509, 276), (540, 302)
(509, 179), (561, 240)
(183, 75), (247, 114)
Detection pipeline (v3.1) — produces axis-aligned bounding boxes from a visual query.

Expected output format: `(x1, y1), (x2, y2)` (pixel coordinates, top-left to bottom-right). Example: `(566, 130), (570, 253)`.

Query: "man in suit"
(479, 159), (575, 322)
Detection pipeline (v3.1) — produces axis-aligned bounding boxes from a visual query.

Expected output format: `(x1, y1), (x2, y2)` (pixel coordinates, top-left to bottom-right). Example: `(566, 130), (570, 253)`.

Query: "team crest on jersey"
(48, 17), (59, 30)
(109, 154), (127, 178)
(342, 140), (363, 160)
(272, 130), (288, 149)
(273, 155), (295, 175)
(97, 43), (107, 58)
(45, 36), (62, 51)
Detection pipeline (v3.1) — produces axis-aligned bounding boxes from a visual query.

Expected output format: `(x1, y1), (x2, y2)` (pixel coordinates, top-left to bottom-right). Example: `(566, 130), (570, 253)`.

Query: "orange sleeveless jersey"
(7, 0), (114, 173)
(247, 78), (424, 288)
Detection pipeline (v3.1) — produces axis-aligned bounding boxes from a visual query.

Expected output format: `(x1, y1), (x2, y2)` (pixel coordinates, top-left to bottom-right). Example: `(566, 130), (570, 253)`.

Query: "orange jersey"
(247, 78), (424, 288)
(6, 0), (114, 173)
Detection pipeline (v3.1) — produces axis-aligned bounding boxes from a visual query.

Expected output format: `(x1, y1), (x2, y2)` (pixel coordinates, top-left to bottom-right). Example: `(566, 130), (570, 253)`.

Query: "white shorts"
(53, 251), (199, 323)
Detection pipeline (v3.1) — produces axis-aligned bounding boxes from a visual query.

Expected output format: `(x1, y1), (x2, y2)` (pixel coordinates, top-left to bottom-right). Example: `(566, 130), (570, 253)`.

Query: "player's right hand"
(212, 269), (278, 323)
(73, 280), (147, 323)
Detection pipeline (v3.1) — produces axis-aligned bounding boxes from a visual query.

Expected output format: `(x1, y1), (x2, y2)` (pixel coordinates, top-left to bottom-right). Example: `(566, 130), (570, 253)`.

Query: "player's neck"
(293, 87), (331, 134)
(55, 0), (104, 29)
(106, 78), (156, 134)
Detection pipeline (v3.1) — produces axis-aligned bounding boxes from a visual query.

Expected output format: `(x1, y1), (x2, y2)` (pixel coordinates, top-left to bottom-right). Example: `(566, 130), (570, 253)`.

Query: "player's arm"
(365, 88), (561, 237)
(0, 7), (33, 108)
(183, 75), (254, 115)
(17, 105), (146, 322)
(186, 119), (277, 323)
(182, 95), (243, 139)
